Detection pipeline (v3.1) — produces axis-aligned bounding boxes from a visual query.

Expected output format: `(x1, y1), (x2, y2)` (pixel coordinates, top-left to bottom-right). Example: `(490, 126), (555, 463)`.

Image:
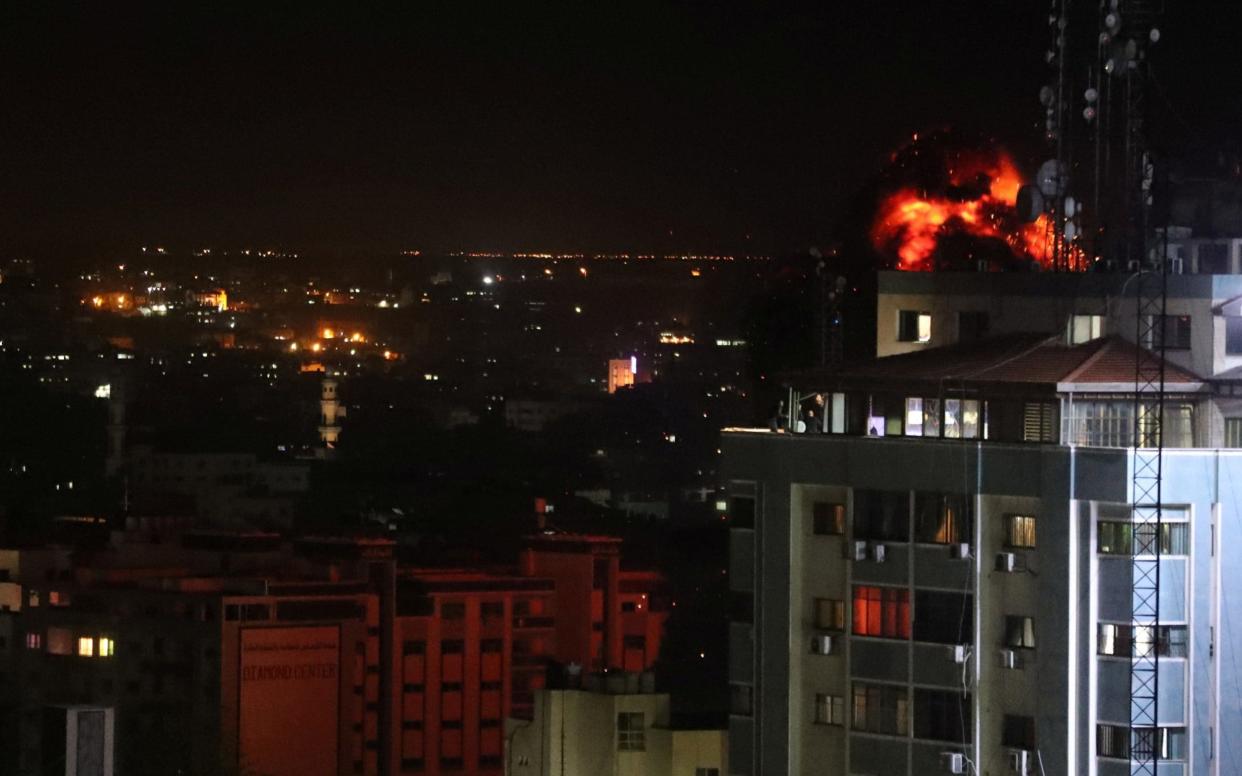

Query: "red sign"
(240, 626), (340, 776)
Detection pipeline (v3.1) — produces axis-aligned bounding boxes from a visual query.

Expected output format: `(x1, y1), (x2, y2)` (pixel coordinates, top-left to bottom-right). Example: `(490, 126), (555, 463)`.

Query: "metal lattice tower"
(1130, 258), (1166, 776)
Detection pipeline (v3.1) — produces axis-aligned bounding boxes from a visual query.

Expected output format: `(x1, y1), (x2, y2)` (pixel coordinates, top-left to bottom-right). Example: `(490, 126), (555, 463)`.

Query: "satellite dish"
(1039, 85), (1055, 107)
(1037, 159), (1069, 198)
(1016, 185), (1044, 223)
(1064, 197), (1077, 217)
(1064, 222), (1078, 240)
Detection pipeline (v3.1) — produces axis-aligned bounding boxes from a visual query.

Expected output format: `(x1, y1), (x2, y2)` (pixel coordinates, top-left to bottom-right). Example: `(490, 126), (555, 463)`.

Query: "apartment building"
(726, 269), (1242, 776)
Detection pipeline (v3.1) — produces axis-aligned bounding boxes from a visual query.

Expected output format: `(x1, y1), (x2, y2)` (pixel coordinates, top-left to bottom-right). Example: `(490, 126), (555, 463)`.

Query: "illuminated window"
(78, 637), (95, 657)
(944, 399), (981, 439)
(99, 638), (115, 657)
(915, 492), (971, 544)
(1006, 515), (1037, 548)
(898, 311), (931, 343)
(25, 632), (41, 650)
(1067, 314), (1103, 344)
(852, 586), (910, 639)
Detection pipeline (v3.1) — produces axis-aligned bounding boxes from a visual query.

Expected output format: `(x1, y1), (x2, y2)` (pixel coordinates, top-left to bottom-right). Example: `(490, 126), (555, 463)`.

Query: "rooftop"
(792, 333), (1203, 393)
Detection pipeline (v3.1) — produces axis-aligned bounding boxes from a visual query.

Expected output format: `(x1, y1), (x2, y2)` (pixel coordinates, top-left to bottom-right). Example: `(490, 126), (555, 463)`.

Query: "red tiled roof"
(800, 333), (1201, 389)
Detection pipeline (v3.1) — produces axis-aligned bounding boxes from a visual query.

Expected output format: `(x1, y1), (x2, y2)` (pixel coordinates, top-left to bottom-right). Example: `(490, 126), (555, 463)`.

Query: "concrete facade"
(723, 430), (1242, 776)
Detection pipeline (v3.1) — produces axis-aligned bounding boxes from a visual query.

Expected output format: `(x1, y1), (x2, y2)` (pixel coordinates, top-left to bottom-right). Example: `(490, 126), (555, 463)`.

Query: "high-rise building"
(724, 270), (1242, 776)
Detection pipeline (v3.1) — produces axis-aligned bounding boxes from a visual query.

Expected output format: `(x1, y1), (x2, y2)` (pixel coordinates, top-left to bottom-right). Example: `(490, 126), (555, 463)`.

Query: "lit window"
(1006, 515), (1037, 548)
(1068, 314), (1103, 344)
(852, 586), (910, 639)
(99, 638), (115, 657)
(905, 398), (923, 436)
(78, 637), (94, 657)
(898, 311), (932, 343)
(25, 632), (41, 650)
(814, 693), (845, 725)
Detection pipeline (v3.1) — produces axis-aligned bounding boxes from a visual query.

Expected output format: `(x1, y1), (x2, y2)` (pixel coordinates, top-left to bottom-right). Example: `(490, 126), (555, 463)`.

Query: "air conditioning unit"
(950, 543), (971, 559)
(871, 543), (887, 563)
(996, 552), (1016, 572)
(941, 751), (967, 774)
(999, 648), (1019, 669)
(852, 541), (868, 561)
(1007, 748), (1031, 775)
(810, 634), (835, 655)
(950, 644), (969, 664)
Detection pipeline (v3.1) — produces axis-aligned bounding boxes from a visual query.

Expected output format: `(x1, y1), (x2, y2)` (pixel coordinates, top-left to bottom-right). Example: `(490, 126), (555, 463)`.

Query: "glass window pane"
(905, 398), (923, 436)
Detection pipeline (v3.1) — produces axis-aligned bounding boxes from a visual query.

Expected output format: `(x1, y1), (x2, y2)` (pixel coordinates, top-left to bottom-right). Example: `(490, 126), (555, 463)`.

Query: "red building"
(2, 527), (666, 776)
(520, 534), (667, 674)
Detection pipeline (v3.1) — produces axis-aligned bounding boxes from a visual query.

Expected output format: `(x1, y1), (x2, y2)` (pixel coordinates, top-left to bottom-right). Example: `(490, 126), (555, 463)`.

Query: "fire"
(869, 137), (1074, 271)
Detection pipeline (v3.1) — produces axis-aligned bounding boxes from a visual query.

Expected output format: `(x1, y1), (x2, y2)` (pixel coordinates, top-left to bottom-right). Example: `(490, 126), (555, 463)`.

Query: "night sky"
(2, 2), (1240, 258)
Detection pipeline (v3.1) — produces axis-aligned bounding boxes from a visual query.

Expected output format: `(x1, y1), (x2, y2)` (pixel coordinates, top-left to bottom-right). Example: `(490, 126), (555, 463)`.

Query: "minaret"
(318, 377), (345, 454)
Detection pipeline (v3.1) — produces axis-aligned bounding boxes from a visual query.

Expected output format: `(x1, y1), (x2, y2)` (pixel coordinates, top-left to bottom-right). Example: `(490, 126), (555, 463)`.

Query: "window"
(853, 490), (909, 542)
(1228, 317), (1242, 356)
(915, 492), (972, 544)
(441, 640), (464, 654)
(1006, 514), (1036, 548)
(403, 640), (426, 655)
(958, 311), (989, 343)
(78, 637), (94, 657)
(25, 632), (41, 650)
(898, 311), (932, 343)
(99, 638), (115, 657)
(441, 602), (466, 620)
(1097, 724), (1129, 758)
(1002, 714), (1037, 749)
(617, 712), (645, 751)
(1131, 727), (1188, 761)
(943, 399), (980, 439)
(814, 693), (845, 725)
(914, 688), (970, 743)
(1098, 521), (1190, 555)
(815, 598), (845, 631)
(1022, 402), (1056, 442)
(812, 502), (845, 535)
(695, 769), (721, 776)
(1145, 314), (1192, 350)
(853, 586), (911, 639)
(1068, 314), (1103, 344)
(1228, 418), (1242, 447)
(1004, 616), (1035, 649)
(480, 601), (504, 620)
(730, 683), (754, 716)
(913, 591), (972, 644)
(1098, 624), (1187, 657)
(851, 683), (908, 735)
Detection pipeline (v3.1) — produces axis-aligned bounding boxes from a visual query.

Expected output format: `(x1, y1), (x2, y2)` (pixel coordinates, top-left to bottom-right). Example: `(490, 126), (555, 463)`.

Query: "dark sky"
(2, 2), (1240, 259)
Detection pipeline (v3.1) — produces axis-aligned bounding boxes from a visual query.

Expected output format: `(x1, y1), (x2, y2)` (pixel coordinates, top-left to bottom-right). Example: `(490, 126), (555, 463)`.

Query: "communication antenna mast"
(1089, 2), (1167, 773)
(1033, 3), (1167, 772)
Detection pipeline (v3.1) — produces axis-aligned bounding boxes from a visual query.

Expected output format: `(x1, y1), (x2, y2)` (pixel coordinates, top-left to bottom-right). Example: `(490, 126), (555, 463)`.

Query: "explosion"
(869, 133), (1065, 272)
